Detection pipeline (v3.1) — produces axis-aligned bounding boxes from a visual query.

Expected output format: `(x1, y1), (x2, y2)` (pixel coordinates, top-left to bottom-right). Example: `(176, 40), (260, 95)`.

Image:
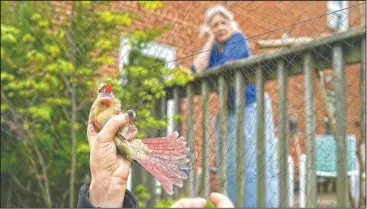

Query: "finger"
(170, 198), (206, 208)
(87, 106), (98, 137)
(88, 105), (94, 123)
(97, 113), (132, 142)
(209, 192), (234, 208)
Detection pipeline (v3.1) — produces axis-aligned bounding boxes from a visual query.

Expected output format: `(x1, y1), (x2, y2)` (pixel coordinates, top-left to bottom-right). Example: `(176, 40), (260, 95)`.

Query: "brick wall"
(106, 1), (364, 177)
(51, 1), (365, 177)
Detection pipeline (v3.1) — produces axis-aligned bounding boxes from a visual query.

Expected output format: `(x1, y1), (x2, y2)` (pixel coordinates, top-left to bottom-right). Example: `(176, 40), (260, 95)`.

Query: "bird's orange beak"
(99, 97), (111, 105)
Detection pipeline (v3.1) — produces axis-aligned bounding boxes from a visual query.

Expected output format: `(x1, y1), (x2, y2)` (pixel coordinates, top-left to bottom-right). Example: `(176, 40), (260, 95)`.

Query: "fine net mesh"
(1, 1), (365, 208)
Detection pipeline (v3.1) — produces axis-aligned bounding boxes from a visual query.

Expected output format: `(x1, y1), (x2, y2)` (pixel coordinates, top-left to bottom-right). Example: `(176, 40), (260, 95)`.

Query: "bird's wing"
(130, 132), (189, 195)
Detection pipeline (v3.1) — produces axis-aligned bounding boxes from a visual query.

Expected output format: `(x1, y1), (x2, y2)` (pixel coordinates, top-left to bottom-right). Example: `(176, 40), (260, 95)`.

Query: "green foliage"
(112, 26), (193, 138)
(154, 193), (189, 208)
(154, 199), (178, 208)
(154, 198), (216, 208)
(139, 1), (163, 10)
(134, 184), (151, 208)
(205, 201), (217, 208)
(1, 1), (192, 207)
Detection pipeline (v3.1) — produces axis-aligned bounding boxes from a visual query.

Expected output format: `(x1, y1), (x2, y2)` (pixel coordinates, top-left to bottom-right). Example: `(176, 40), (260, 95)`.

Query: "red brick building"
(54, 0), (365, 176)
(106, 1), (364, 175)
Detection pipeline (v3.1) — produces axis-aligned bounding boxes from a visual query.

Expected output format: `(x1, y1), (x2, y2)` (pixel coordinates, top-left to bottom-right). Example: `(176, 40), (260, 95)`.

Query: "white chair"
(299, 135), (359, 207)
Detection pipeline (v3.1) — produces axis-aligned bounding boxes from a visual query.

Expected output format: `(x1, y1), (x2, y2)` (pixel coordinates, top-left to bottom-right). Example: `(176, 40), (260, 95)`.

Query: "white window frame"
(119, 37), (176, 193)
(327, 1), (349, 32)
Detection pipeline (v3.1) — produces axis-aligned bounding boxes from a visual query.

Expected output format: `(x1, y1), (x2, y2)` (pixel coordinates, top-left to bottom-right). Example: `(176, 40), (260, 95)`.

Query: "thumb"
(209, 192), (234, 208)
(97, 113), (132, 142)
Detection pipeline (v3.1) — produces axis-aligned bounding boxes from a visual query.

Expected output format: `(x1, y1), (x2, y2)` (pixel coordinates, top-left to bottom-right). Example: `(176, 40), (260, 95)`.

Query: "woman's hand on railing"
(169, 192), (234, 208)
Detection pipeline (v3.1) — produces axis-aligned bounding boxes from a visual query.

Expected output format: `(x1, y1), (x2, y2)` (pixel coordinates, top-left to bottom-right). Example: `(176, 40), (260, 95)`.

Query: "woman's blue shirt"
(192, 32), (256, 107)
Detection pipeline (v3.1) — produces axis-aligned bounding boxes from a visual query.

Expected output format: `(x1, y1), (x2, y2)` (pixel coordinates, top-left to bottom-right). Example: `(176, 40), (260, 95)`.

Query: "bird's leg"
(126, 109), (136, 121)
(114, 137), (133, 162)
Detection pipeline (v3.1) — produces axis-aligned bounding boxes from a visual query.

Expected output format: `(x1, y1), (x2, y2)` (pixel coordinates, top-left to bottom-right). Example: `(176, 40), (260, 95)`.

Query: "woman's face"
(209, 14), (233, 43)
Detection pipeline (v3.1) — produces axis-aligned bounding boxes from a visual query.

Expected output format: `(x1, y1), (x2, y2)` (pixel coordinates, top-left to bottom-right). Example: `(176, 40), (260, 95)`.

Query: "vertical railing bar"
(160, 94), (172, 201)
(256, 65), (265, 207)
(235, 70), (245, 207)
(186, 84), (195, 198)
(173, 87), (181, 199)
(278, 58), (289, 207)
(359, 37), (366, 208)
(160, 94), (167, 137)
(201, 80), (210, 198)
(304, 52), (317, 207)
(147, 97), (159, 207)
(218, 75), (229, 195)
(333, 44), (347, 207)
(173, 87), (181, 133)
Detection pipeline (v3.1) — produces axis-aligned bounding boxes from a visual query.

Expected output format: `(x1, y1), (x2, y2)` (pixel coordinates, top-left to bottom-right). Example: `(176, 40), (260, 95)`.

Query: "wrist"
(207, 35), (214, 43)
(89, 179), (127, 208)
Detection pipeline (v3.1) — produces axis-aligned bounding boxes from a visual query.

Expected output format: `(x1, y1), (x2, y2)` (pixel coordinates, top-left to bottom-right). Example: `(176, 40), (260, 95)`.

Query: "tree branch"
(33, 145), (52, 208)
(1, 114), (26, 138)
(15, 191), (30, 208)
(76, 98), (91, 111)
(61, 106), (71, 121)
(10, 175), (42, 198)
(314, 70), (337, 137)
(1, 89), (24, 124)
(22, 139), (46, 195)
(60, 72), (73, 95)
(61, 191), (69, 208)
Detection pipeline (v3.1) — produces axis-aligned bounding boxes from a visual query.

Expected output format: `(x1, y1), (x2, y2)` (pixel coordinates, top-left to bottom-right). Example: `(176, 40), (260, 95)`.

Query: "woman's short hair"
(204, 5), (239, 31)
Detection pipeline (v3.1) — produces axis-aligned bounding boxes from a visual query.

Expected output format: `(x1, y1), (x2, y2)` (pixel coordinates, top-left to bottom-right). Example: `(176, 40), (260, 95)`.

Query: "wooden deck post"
(235, 70), (245, 207)
(277, 59), (289, 207)
(256, 65), (265, 207)
(201, 80), (210, 198)
(304, 52), (317, 207)
(160, 95), (172, 201)
(333, 44), (347, 207)
(186, 84), (195, 198)
(218, 75), (229, 195)
(173, 87), (181, 199)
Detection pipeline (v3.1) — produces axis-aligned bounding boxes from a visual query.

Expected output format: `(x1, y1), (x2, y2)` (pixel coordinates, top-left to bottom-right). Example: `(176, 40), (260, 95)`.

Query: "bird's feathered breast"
(93, 97), (122, 127)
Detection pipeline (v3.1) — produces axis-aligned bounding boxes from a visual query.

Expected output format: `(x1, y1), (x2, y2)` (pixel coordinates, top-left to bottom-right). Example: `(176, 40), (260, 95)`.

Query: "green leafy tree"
(1, 1), (192, 207)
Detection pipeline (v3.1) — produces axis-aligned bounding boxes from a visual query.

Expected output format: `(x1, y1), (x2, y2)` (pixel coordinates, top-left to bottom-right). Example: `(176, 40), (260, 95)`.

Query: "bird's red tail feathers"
(134, 131), (189, 195)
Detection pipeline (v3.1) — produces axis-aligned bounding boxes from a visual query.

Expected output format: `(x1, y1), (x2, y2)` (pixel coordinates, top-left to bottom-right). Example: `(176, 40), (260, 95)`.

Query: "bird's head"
(96, 82), (115, 106)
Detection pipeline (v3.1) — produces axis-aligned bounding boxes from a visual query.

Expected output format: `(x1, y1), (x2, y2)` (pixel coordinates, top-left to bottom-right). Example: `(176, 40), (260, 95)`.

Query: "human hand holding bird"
(89, 82), (189, 198)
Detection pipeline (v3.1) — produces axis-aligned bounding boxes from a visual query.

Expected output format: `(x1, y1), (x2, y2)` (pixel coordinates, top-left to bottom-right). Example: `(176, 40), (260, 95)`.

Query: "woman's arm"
(192, 36), (215, 73)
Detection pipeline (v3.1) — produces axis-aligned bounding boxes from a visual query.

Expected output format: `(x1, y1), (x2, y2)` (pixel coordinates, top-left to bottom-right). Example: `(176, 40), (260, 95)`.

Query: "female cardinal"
(91, 82), (189, 195)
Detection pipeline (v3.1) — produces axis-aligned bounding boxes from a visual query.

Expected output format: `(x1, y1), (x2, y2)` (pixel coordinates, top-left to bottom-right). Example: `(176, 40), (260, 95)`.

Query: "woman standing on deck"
(191, 5), (279, 208)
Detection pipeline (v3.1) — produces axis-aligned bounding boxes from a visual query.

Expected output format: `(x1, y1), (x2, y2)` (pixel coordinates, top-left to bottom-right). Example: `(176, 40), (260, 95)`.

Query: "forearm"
(77, 180), (138, 208)
(193, 37), (214, 72)
(89, 179), (127, 208)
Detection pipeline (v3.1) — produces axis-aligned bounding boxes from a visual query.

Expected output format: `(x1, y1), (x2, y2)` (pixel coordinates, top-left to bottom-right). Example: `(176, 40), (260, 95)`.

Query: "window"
(119, 38), (176, 193)
(119, 37), (176, 135)
(119, 38), (176, 85)
(327, 1), (349, 32)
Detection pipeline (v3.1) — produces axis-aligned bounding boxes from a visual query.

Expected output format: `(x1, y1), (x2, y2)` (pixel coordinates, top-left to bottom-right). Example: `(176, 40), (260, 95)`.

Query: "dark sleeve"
(77, 181), (139, 208)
